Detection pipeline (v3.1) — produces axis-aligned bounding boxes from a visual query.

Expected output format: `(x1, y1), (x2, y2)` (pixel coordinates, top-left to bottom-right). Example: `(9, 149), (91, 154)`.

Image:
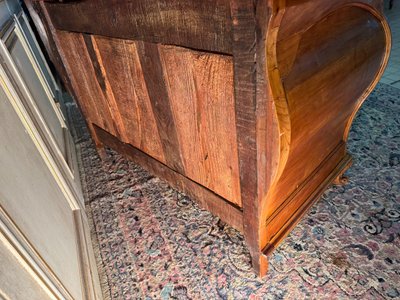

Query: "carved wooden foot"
(333, 159), (352, 185)
(334, 174), (349, 185)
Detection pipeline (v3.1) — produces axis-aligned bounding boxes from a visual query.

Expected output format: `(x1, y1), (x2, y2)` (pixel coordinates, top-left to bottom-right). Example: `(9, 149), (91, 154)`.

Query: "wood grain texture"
(93, 36), (166, 164)
(94, 125), (244, 232)
(26, 0), (391, 277)
(263, 2), (389, 220)
(46, 30), (242, 206)
(229, 0), (265, 273)
(135, 41), (185, 174)
(54, 32), (120, 138)
(159, 45), (241, 205)
(258, 0), (390, 275)
(24, 0), (107, 152)
(43, 0), (232, 54)
(263, 148), (353, 255)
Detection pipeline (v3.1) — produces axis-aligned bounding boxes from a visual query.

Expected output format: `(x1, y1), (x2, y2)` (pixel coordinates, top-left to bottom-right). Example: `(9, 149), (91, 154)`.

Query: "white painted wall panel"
(0, 83), (83, 300)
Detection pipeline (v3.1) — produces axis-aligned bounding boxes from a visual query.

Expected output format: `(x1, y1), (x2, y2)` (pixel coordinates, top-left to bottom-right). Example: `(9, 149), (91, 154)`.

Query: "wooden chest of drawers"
(26, 0), (390, 276)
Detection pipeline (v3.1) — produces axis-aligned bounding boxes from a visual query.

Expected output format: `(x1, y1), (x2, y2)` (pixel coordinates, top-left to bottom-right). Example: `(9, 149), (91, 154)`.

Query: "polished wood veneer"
(26, 0), (390, 276)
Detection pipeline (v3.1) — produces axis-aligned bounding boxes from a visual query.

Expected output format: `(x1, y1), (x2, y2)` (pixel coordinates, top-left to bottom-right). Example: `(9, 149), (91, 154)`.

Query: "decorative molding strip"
(0, 204), (72, 300)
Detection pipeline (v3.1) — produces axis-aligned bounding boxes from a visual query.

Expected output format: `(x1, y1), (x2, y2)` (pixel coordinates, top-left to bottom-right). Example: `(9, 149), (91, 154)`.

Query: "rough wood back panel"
(158, 45), (241, 204)
(43, 0), (232, 54)
(56, 32), (242, 206)
(88, 36), (166, 164)
(94, 125), (244, 232)
(55, 32), (120, 138)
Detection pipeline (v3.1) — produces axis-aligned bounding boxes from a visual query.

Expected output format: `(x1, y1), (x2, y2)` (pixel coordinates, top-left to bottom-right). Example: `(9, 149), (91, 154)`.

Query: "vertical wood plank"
(136, 42), (185, 174)
(230, 0), (265, 272)
(55, 32), (119, 138)
(159, 45), (241, 206)
(93, 36), (166, 164)
(256, 0), (276, 205)
(82, 34), (127, 141)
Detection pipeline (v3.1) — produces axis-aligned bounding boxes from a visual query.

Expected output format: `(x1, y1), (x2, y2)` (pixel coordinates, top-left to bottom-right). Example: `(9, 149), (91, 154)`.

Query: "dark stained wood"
(43, 0), (233, 54)
(136, 41), (185, 174)
(94, 125), (244, 233)
(26, 0), (391, 277)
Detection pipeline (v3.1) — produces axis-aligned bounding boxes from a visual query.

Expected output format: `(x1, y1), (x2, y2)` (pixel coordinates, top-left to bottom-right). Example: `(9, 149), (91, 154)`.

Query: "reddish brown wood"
(135, 41), (185, 174)
(50, 31), (243, 206)
(26, 0), (391, 277)
(158, 45), (241, 205)
(55, 32), (119, 138)
(263, 150), (353, 255)
(229, 0), (267, 275)
(94, 125), (244, 232)
(262, 3), (389, 258)
(91, 36), (166, 164)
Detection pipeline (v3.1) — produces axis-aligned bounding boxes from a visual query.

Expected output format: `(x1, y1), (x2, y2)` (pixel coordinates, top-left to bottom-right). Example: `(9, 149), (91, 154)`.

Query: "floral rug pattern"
(70, 83), (400, 299)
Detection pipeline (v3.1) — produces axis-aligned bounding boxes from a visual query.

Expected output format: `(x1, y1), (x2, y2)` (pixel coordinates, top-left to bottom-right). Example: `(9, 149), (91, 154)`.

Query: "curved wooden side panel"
(258, 1), (390, 272)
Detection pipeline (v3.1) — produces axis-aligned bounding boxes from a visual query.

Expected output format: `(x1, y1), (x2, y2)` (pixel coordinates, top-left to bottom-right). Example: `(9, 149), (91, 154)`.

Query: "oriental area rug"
(68, 83), (400, 300)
